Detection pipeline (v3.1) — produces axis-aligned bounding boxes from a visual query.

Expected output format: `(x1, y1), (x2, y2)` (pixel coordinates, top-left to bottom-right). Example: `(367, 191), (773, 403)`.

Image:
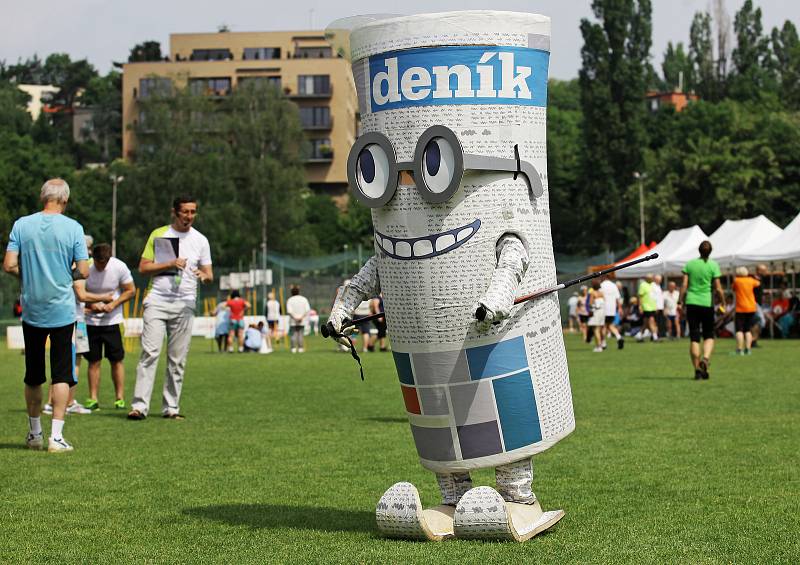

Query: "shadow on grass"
(362, 417), (407, 424)
(633, 376), (693, 381)
(183, 504), (374, 533)
(0, 443), (29, 450)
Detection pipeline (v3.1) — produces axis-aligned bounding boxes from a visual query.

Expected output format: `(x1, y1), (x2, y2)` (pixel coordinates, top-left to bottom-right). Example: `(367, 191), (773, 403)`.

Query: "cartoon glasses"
(347, 125), (544, 208)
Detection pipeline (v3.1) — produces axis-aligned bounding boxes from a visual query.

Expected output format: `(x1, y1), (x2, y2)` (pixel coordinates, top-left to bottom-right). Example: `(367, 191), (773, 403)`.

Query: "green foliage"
(729, 0), (777, 102)
(127, 41), (163, 63)
(578, 0), (653, 250)
(661, 41), (692, 92)
(689, 11), (721, 101)
(771, 21), (800, 110)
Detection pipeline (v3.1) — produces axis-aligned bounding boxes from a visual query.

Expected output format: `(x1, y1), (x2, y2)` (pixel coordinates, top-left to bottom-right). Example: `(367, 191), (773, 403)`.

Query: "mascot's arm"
(327, 256), (382, 333)
(476, 235), (529, 323)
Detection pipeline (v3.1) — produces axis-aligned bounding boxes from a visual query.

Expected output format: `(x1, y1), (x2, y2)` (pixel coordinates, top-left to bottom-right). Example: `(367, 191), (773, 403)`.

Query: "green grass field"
(1, 333), (798, 563)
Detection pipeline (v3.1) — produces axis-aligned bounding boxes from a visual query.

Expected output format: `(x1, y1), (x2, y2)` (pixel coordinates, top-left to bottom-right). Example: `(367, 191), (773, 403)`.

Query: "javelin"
(324, 253), (659, 332)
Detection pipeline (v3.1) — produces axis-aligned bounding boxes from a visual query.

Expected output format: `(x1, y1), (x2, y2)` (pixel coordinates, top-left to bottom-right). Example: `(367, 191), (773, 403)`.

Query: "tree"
(771, 21), (800, 110)
(689, 11), (720, 100)
(127, 41), (163, 63)
(661, 41), (693, 92)
(223, 81), (318, 258)
(578, 0), (653, 251)
(78, 72), (122, 161)
(729, 0), (777, 102)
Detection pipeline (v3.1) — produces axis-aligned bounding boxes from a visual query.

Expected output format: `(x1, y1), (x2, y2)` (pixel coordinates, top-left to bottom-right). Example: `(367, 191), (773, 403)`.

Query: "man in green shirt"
(636, 274), (659, 342)
(678, 240), (726, 380)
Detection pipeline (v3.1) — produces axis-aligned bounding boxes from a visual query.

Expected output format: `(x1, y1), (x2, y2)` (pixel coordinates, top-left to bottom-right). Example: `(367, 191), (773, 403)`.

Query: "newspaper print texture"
(348, 12), (575, 473)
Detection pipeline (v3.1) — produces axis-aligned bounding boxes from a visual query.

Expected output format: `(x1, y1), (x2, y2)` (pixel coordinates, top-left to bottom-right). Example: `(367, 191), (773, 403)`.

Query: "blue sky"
(1, 0), (797, 80)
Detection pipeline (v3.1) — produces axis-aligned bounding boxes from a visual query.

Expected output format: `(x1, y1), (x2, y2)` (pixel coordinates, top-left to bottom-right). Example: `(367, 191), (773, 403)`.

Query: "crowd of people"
(5, 179), (797, 452)
(4, 180), (214, 450)
(566, 240), (798, 379)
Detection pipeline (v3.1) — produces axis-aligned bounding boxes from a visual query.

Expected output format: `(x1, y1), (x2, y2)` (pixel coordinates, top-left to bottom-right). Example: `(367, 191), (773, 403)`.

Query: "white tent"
(617, 225), (709, 278)
(709, 215), (784, 269)
(737, 212), (800, 263)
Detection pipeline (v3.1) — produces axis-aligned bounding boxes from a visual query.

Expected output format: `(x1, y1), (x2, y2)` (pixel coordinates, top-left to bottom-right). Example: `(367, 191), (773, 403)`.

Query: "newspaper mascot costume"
(326, 11), (575, 542)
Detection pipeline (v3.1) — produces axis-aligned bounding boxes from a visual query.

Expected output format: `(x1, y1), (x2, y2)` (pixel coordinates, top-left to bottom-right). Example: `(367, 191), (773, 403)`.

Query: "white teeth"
(435, 233), (456, 252)
(456, 227), (474, 242)
(382, 238), (394, 254)
(412, 239), (433, 257)
(395, 241), (412, 257)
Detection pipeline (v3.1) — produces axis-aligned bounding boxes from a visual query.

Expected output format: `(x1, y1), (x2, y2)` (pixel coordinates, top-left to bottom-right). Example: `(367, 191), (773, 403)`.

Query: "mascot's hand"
(327, 309), (350, 335)
(474, 295), (513, 325)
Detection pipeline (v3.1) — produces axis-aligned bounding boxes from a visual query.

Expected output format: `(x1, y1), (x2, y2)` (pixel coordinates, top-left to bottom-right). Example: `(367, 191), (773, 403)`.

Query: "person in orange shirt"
(226, 290), (251, 353)
(732, 266), (760, 355)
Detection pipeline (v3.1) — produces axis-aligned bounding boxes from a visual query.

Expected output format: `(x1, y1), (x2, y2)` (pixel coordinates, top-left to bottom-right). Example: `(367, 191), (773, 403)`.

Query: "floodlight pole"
(111, 175), (124, 256)
(634, 171), (646, 245)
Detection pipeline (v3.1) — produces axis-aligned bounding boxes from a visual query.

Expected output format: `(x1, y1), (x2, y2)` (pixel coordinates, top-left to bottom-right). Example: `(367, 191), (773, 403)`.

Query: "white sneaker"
(66, 402), (92, 415)
(42, 403), (53, 415)
(592, 346), (604, 353)
(298, 348), (304, 353)
(291, 348), (297, 353)
(48, 436), (74, 453)
(26, 432), (43, 450)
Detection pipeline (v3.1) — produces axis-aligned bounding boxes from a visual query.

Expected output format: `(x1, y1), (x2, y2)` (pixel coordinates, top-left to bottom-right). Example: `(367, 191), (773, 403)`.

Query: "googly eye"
(413, 126), (464, 204)
(423, 138), (456, 194)
(347, 132), (399, 208)
(357, 144), (390, 199)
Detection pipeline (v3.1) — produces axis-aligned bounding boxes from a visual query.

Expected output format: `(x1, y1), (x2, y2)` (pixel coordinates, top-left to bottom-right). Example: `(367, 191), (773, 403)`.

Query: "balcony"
(288, 86), (333, 99)
(306, 148), (333, 163)
(301, 116), (333, 131)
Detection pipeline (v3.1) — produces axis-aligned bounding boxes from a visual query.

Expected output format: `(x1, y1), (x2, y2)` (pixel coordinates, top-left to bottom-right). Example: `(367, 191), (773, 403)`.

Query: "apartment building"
(122, 30), (358, 193)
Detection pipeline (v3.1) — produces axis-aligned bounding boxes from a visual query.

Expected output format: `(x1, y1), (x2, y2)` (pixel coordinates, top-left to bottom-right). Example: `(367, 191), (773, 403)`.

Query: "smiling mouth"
(375, 219), (481, 260)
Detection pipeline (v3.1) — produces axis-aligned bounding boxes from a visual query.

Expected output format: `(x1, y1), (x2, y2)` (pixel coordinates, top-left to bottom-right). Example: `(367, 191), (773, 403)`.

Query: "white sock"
(29, 416), (42, 436)
(51, 419), (65, 441)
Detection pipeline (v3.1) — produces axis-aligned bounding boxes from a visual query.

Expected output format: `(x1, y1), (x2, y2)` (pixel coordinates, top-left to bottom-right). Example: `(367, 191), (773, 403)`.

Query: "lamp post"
(633, 171), (646, 245)
(110, 175), (124, 256)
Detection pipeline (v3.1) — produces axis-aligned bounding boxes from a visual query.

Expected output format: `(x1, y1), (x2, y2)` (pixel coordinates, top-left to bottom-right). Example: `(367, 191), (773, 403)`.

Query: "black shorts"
(83, 324), (125, 363)
(686, 304), (715, 342)
(267, 320), (278, 329)
(642, 311), (656, 319)
(373, 318), (387, 338)
(578, 314), (589, 323)
(604, 315), (616, 325)
(735, 312), (755, 333)
(22, 322), (75, 386)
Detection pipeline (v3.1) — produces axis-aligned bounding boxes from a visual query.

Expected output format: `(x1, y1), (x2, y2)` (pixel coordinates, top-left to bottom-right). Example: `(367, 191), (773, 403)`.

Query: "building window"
(299, 106), (331, 128)
(294, 46), (332, 59)
(243, 47), (281, 60)
(190, 49), (233, 61)
(238, 76), (282, 90)
(309, 138), (333, 159)
(139, 77), (172, 99)
(297, 75), (330, 95)
(189, 77), (232, 96)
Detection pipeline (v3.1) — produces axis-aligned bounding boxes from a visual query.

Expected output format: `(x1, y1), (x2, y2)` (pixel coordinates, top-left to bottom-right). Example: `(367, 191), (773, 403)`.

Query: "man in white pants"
(128, 195), (213, 420)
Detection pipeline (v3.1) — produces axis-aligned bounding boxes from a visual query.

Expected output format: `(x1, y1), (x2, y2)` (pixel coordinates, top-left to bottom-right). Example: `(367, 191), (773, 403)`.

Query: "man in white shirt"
(599, 276), (624, 349)
(83, 243), (135, 411)
(663, 280), (681, 338)
(652, 274), (665, 337)
(286, 285), (311, 353)
(128, 195), (213, 420)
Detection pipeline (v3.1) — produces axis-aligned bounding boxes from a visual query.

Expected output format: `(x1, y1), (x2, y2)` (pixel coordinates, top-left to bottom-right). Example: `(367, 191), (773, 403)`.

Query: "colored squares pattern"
(410, 425), (456, 461)
(393, 352), (414, 385)
(492, 370), (542, 451)
(465, 336), (528, 379)
(411, 349), (470, 385)
(394, 337), (541, 463)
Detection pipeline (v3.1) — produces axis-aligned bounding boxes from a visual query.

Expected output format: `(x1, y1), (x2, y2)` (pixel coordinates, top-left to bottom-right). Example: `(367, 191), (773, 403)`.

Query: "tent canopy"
(617, 225), (708, 278)
(709, 215), (784, 268)
(737, 212), (800, 263)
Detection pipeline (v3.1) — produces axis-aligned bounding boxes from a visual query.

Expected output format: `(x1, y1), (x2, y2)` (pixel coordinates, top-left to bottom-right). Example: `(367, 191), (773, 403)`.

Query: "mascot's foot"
(453, 486), (564, 542)
(375, 482), (455, 541)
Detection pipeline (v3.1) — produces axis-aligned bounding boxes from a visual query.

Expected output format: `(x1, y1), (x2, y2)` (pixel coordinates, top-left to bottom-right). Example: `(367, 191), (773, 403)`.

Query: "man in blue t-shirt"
(3, 178), (89, 453)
